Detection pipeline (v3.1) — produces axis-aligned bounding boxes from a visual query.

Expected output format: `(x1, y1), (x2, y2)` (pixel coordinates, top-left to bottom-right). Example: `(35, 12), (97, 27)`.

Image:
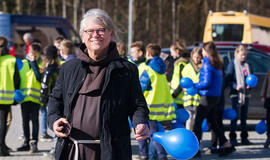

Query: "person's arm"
(14, 61), (20, 90)
(29, 60), (42, 82)
(47, 66), (64, 131)
(129, 66), (149, 137)
(195, 63), (213, 90)
(261, 70), (270, 99)
(225, 61), (237, 90)
(172, 64), (185, 98)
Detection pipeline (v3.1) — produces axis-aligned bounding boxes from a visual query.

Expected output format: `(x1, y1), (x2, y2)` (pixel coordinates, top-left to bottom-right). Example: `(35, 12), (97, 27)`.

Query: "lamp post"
(128, 0), (133, 55)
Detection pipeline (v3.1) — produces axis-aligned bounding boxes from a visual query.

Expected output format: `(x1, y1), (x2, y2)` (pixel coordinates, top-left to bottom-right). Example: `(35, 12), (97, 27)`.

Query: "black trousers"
(0, 105), (11, 146)
(21, 102), (40, 142)
(211, 94), (225, 147)
(193, 96), (227, 146)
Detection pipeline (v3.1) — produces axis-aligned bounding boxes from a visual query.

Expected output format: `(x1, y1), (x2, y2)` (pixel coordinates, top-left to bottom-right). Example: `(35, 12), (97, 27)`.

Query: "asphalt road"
(2, 105), (270, 160)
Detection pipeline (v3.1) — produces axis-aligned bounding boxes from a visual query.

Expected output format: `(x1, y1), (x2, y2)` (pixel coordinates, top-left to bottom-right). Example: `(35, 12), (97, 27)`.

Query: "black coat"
(47, 49), (149, 160)
(261, 70), (270, 108)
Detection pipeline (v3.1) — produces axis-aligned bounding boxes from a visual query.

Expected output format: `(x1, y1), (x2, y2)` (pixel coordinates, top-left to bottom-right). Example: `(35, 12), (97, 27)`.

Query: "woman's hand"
(53, 118), (71, 138)
(237, 85), (243, 91)
(134, 124), (150, 140)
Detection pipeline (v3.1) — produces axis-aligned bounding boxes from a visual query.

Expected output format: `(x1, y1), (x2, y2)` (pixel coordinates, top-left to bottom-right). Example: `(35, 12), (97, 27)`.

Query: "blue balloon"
(202, 118), (209, 132)
(157, 122), (165, 132)
(255, 119), (267, 135)
(180, 77), (193, 88)
(172, 119), (185, 129)
(14, 89), (25, 102)
(186, 87), (197, 96)
(152, 128), (199, 160)
(176, 108), (190, 123)
(128, 117), (133, 128)
(223, 108), (237, 120)
(245, 74), (258, 88)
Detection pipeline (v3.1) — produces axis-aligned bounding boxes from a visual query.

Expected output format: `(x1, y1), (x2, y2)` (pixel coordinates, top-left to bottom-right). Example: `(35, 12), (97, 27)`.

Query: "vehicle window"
(218, 50), (234, 68)
(247, 51), (270, 74)
(212, 24), (244, 41)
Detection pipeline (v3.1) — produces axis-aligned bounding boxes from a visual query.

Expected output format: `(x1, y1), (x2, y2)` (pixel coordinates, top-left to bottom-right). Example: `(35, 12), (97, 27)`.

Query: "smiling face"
(81, 19), (113, 55)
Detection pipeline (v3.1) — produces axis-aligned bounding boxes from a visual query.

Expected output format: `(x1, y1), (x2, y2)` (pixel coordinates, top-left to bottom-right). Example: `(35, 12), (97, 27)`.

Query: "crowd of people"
(0, 8), (270, 160)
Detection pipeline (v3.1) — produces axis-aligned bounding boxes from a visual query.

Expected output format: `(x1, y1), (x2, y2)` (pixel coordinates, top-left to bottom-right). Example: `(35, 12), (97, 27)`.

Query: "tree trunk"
(216, 0), (220, 12)
(16, 0), (22, 14)
(81, 0), (85, 16)
(2, 0), (7, 13)
(176, 2), (181, 41)
(114, 0), (118, 22)
(62, 0), (67, 18)
(74, 0), (79, 30)
(158, 0), (162, 46)
(46, 0), (49, 15)
(145, 0), (150, 31)
(98, 0), (102, 9)
(52, 0), (56, 16)
(26, 0), (33, 14)
(102, 0), (106, 10)
(172, 0), (176, 43)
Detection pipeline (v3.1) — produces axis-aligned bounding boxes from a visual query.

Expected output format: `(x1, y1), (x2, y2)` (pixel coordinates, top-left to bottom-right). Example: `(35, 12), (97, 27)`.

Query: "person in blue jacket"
(193, 42), (234, 158)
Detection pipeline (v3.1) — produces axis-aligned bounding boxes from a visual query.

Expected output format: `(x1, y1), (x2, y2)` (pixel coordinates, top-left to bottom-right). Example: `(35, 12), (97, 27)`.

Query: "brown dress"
(67, 48), (119, 160)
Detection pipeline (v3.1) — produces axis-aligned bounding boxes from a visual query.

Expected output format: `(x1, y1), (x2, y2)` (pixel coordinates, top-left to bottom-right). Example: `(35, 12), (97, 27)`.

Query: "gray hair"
(79, 8), (120, 42)
(23, 33), (33, 40)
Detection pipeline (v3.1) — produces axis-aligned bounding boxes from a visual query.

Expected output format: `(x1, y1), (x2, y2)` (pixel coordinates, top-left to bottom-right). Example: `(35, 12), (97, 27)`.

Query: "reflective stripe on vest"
(0, 55), (16, 104)
(19, 60), (42, 104)
(170, 62), (187, 105)
(140, 64), (176, 121)
(182, 63), (201, 107)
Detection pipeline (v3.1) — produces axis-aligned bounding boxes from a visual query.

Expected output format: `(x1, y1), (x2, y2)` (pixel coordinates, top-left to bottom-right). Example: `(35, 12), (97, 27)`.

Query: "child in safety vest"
(138, 43), (176, 160)
(17, 43), (43, 153)
(0, 37), (21, 156)
(182, 47), (202, 131)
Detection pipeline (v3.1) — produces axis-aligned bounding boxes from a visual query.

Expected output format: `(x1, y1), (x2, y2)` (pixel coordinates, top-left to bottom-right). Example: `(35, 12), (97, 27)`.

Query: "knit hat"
(44, 45), (58, 59)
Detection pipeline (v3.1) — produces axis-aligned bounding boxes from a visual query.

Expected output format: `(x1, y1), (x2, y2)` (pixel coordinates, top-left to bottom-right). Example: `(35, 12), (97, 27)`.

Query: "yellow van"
(203, 11), (270, 46)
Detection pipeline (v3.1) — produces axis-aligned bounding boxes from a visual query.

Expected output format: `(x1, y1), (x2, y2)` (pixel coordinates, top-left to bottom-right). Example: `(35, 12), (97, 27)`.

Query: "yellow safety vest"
(140, 64), (176, 121)
(182, 63), (200, 107)
(170, 61), (187, 105)
(0, 55), (16, 104)
(138, 62), (147, 77)
(19, 59), (42, 104)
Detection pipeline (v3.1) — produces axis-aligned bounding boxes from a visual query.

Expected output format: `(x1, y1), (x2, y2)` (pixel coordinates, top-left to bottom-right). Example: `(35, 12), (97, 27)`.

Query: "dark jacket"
(195, 57), (223, 97)
(40, 63), (58, 104)
(261, 70), (270, 99)
(47, 42), (149, 160)
(225, 59), (252, 95)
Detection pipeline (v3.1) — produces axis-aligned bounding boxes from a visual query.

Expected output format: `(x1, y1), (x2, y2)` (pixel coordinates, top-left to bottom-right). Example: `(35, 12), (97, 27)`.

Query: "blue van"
(0, 13), (81, 58)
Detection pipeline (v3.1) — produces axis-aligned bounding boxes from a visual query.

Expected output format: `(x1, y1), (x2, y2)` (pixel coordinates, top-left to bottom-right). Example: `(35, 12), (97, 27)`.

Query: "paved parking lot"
(2, 105), (270, 160)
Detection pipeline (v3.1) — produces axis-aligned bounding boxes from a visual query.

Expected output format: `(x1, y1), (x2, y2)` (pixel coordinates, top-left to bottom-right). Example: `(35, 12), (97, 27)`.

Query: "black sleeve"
(47, 67), (65, 130)
(14, 62), (20, 90)
(128, 63), (149, 129)
(172, 64), (185, 98)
